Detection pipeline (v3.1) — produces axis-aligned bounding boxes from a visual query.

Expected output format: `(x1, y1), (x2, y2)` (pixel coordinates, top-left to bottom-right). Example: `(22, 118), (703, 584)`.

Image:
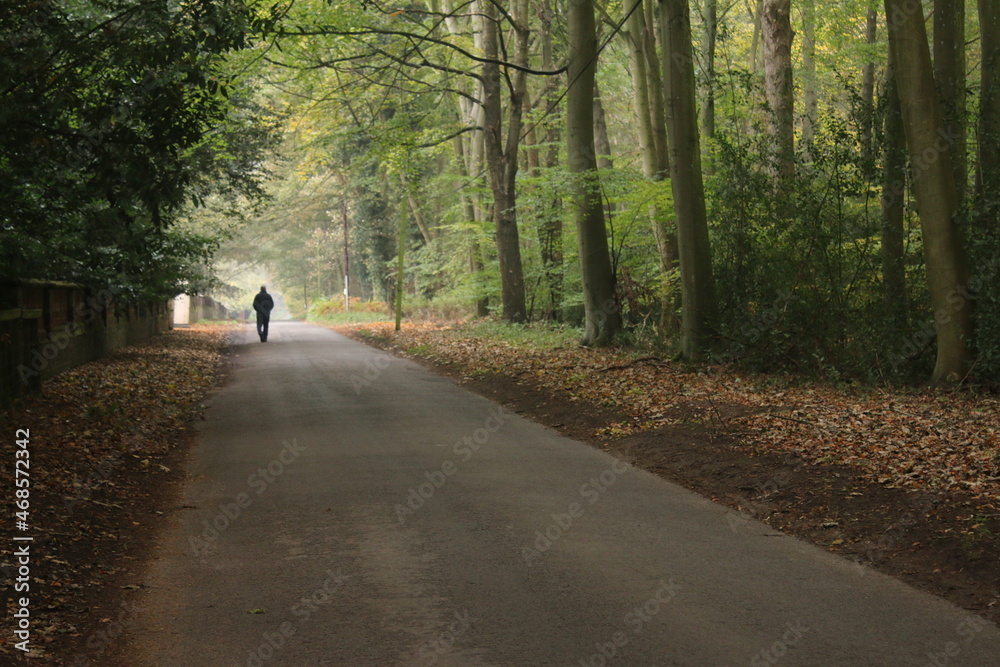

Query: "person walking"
(253, 286), (274, 342)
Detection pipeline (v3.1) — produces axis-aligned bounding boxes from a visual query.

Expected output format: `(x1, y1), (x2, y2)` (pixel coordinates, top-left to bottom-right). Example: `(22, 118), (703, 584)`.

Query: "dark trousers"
(256, 312), (270, 339)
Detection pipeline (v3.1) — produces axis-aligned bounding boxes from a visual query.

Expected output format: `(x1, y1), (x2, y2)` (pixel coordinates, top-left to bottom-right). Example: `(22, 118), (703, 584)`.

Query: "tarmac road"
(123, 321), (1000, 666)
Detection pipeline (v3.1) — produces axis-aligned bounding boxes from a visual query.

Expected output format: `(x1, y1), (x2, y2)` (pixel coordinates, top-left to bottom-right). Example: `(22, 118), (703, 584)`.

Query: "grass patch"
(354, 327), (384, 341)
(310, 311), (393, 325)
(191, 319), (244, 328)
(458, 320), (582, 350)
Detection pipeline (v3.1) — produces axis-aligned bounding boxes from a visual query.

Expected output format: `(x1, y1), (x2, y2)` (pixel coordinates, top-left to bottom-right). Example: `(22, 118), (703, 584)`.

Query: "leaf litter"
(1, 324), (233, 661)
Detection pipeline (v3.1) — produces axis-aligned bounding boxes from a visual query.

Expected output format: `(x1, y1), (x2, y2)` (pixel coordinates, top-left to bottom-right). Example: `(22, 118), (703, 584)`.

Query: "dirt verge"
(1, 326), (234, 664)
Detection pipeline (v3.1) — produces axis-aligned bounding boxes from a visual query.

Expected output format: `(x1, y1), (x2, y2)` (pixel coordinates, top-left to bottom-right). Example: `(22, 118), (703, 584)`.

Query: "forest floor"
(3, 318), (999, 663)
(333, 320), (1000, 629)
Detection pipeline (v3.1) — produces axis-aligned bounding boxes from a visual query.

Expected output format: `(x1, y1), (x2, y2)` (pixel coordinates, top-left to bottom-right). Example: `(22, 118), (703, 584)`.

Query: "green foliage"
(458, 320), (583, 351)
(402, 293), (481, 321)
(310, 296), (388, 316)
(0, 0), (280, 298)
(307, 296), (389, 323)
(604, 170), (676, 327)
(968, 207), (1000, 383)
(708, 106), (929, 381)
(207, 0), (1000, 387)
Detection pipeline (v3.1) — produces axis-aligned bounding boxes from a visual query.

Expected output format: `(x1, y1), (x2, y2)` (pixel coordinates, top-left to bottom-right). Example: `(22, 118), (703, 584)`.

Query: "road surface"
(122, 321), (1000, 665)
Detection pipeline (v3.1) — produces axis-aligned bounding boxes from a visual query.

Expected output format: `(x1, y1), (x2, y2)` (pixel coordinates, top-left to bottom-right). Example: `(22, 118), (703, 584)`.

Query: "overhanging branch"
(275, 26), (568, 76)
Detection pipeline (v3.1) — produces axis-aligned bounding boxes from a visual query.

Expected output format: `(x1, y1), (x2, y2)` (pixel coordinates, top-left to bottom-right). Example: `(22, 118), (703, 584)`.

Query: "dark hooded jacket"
(253, 290), (274, 315)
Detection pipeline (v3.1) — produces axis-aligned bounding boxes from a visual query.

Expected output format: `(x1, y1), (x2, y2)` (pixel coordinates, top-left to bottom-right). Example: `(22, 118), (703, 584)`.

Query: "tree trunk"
(661, 0), (717, 359)
(524, 89), (541, 174)
(934, 0), (966, 201)
(568, 0), (620, 345)
(629, 0), (677, 329)
(593, 81), (615, 170)
(762, 0), (795, 182)
(537, 0), (564, 320)
(443, 0), (488, 232)
(482, 0), (528, 323)
(861, 7), (878, 169)
(450, 131), (489, 316)
(394, 198), (407, 331)
(626, 0), (658, 177)
(979, 0), (1000, 199)
(593, 81), (617, 229)
(750, 0), (763, 73)
(700, 0), (718, 165)
(466, 0), (487, 225)
(800, 0), (817, 150)
(644, 0), (670, 174)
(399, 173), (434, 244)
(885, 0), (974, 383)
(881, 50), (908, 328)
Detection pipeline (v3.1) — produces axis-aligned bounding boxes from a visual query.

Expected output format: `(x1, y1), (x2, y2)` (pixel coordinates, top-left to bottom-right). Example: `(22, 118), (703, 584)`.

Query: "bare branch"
(276, 26), (567, 76)
(416, 125), (483, 148)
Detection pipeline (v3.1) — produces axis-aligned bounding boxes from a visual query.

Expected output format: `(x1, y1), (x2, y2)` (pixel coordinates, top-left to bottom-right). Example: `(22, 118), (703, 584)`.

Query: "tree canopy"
(8, 0), (1000, 385)
(0, 0), (283, 298)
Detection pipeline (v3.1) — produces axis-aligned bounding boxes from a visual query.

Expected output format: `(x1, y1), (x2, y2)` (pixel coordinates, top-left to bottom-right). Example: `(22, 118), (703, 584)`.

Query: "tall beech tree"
(800, 0), (818, 149)
(861, 7), (878, 168)
(980, 0), (1000, 200)
(440, 0), (491, 316)
(885, 0), (974, 383)
(699, 0), (718, 150)
(642, 0), (679, 331)
(881, 50), (908, 329)
(535, 0), (565, 319)
(568, 0), (620, 345)
(662, 0), (717, 359)
(481, 0), (529, 322)
(761, 0), (794, 181)
(626, 0), (676, 311)
(934, 0), (967, 201)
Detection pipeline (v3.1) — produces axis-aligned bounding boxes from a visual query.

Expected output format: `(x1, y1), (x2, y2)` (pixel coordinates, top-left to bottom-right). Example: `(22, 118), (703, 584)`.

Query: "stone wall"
(1, 281), (172, 407)
(173, 293), (231, 326)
